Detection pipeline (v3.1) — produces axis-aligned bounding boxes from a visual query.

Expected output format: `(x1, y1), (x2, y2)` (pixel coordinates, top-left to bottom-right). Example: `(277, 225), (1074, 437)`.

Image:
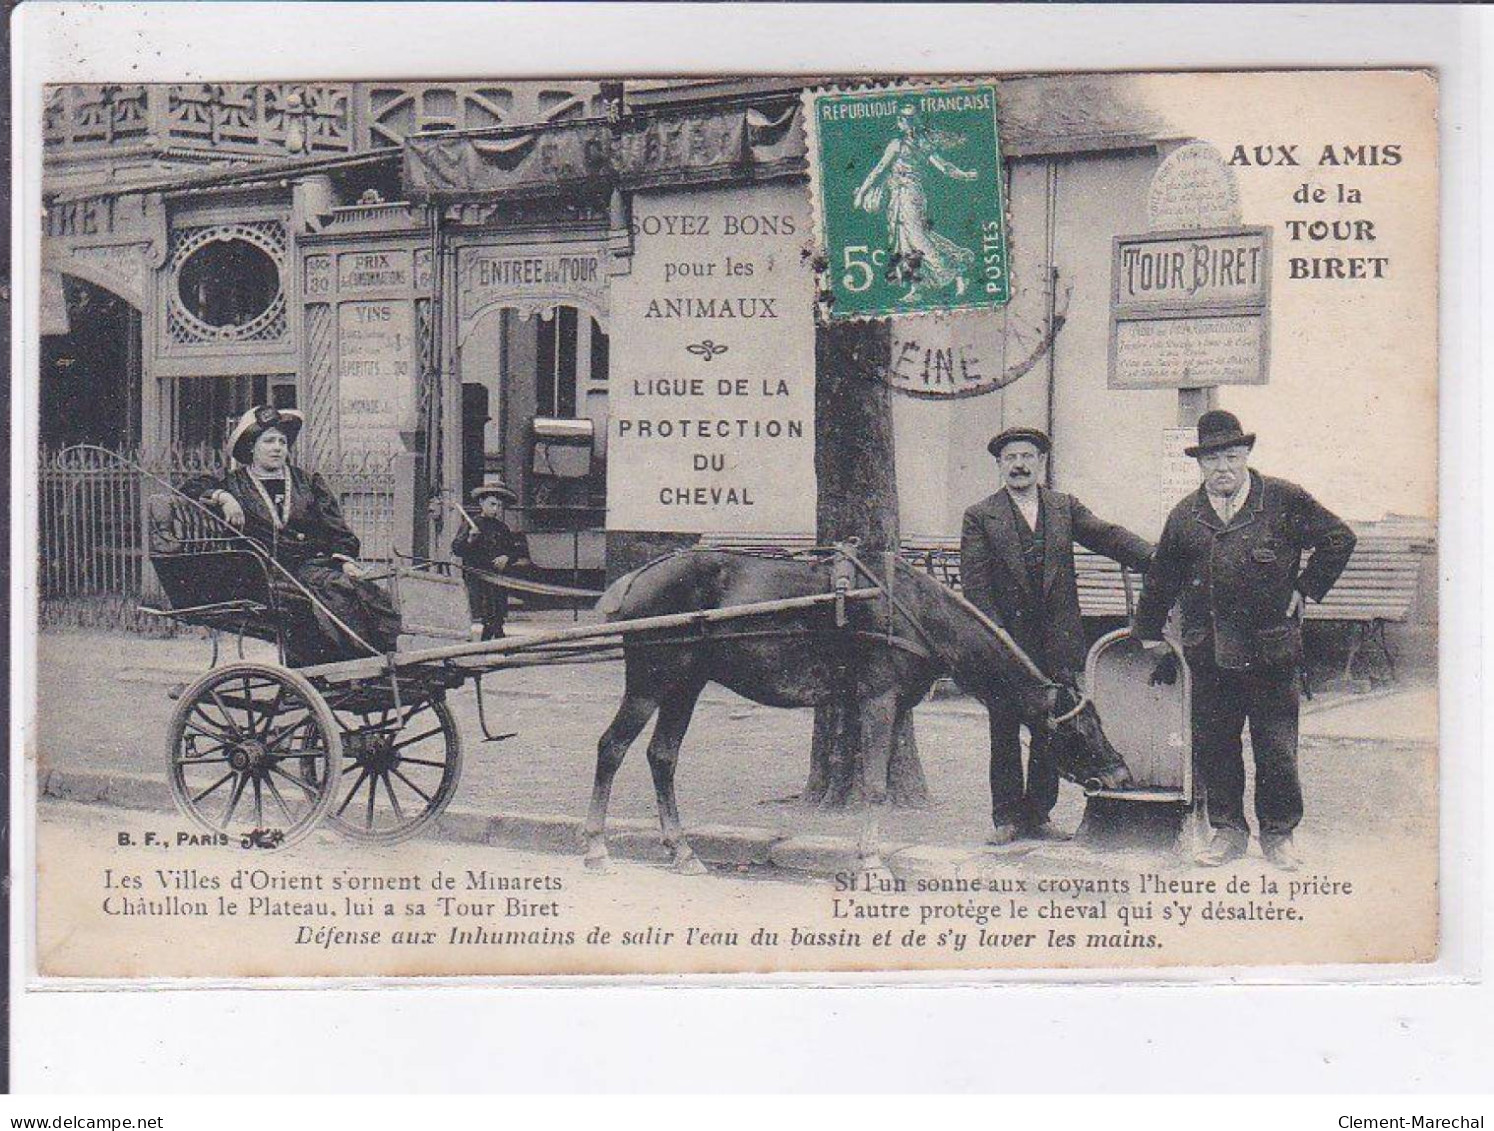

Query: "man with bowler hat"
(452, 481), (530, 641)
(1134, 411), (1356, 870)
(961, 426), (1154, 845)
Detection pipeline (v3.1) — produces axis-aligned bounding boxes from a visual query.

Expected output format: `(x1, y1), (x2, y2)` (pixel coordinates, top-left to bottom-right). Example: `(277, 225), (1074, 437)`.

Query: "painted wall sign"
(457, 244), (608, 329)
(337, 248), (410, 291)
(1109, 226), (1271, 389)
(337, 300), (415, 451)
(607, 182), (816, 533)
(1146, 142), (1243, 231)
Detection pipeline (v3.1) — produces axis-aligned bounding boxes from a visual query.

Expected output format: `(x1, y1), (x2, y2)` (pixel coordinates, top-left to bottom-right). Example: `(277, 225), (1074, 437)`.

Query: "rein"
(832, 544), (1089, 727)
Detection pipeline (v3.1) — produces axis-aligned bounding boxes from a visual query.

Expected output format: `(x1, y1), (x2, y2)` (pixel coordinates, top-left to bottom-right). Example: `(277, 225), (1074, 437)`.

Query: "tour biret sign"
(1108, 227), (1271, 389)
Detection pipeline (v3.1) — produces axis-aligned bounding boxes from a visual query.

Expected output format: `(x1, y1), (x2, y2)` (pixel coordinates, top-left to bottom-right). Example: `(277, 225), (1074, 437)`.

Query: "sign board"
(457, 244), (608, 329)
(1114, 316), (1266, 389)
(607, 182), (816, 533)
(338, 300), (415, 452)
(1159, 426), (1200, 530)
(1145, 141), (1242, 231)
(1109, 226), (1271, 389)
(338, 249), (411, 292)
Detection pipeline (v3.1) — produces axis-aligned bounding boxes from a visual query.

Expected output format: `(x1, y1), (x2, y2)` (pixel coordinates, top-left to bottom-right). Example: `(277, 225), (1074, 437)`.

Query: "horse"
(582, 549), (1135, 874)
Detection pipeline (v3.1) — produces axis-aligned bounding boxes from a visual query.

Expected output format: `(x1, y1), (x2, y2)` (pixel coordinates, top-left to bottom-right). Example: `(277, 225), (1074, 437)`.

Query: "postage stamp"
(804, 83), (1011, 320)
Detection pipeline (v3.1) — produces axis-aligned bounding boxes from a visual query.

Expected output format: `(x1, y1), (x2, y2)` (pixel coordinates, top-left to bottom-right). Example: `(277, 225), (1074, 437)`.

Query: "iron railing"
(39, 445), (397, 608)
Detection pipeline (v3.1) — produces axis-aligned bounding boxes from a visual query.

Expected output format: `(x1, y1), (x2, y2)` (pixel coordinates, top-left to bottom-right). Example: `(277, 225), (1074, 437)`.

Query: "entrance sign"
(457, 244), (608, 330)
(805, 83), (1010, 321)
(608, 182), (815, 532)
(1109, 228), (1271, 389)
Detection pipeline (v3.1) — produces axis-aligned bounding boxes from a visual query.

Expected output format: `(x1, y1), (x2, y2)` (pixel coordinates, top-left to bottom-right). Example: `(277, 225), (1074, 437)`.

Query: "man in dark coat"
(452, 482), (530, 640)
(1134, 411), (1356, 871)
(960, 426), (1154, 844)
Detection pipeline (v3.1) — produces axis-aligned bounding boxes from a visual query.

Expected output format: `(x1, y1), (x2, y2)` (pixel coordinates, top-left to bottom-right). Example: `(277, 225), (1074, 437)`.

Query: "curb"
(40, 767), (915, 880)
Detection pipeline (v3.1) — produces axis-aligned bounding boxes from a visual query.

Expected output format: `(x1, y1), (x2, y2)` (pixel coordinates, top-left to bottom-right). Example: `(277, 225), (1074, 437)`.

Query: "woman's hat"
(471, 480), (519, 505)
(1184, 410), (1256, 458)
(987, 426), (1051, 459)
(228, 405), (304, 464)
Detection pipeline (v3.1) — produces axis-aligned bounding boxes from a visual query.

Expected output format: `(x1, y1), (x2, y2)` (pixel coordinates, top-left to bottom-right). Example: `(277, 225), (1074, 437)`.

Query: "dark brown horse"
(584, 550), (1134, 873)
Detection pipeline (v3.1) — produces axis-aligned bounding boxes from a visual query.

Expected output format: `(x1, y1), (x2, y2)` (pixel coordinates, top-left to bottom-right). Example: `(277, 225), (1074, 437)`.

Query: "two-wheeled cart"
(142, 490), (886, 850)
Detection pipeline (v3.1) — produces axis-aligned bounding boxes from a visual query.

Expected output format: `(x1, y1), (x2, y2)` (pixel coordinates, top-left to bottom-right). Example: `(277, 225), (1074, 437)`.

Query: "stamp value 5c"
(805, 83), (1011, 320)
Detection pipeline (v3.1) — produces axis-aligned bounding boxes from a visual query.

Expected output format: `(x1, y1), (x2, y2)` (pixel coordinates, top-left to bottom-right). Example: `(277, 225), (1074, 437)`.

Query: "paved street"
(31, 623), (1438, 857)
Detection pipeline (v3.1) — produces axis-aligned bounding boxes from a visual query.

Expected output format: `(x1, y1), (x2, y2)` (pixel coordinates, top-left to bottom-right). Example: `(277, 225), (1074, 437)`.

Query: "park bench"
(700, 526), (1433, 690)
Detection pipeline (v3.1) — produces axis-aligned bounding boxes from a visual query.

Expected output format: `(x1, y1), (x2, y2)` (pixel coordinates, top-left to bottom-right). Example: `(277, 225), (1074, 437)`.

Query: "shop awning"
(402, 103), (806, 201)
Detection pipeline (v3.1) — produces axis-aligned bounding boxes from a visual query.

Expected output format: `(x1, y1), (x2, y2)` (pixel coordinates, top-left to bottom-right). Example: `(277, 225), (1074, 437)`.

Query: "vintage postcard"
(26, 68), (1439, 979)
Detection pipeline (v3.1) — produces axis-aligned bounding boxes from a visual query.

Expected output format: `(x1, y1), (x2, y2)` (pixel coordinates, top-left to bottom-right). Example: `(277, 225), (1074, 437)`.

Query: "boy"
(452, 481), (530, 640)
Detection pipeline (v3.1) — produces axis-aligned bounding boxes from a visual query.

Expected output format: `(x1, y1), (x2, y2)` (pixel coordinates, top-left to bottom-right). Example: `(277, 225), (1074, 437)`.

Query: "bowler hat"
(228, 405), (303, 465)
(472, 480), (519, 505)
(1184, 410), (1256, 458)
(987, 426), (1051, 459)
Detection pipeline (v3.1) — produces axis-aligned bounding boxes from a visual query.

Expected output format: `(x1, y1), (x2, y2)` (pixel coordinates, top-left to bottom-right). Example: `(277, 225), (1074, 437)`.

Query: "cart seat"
(143, 493), (311, 646)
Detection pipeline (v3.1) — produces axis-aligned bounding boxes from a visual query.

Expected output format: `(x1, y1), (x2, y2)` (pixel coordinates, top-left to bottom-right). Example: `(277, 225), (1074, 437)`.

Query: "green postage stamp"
(805, 83), (1011, 320)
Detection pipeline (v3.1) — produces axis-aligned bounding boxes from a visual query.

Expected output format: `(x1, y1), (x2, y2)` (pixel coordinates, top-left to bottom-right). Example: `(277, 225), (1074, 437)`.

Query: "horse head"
(1041, 674), (1135, 793)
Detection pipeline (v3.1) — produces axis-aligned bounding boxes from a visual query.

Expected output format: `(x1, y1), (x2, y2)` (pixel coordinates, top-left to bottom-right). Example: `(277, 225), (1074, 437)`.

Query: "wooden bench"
(701, 527), (1432, 689)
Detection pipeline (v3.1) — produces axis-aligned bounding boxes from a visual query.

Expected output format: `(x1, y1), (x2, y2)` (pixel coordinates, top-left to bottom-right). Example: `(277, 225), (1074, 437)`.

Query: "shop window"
(534, 306), (608, 419)
(535, 306), (577, 418)
(174, 373), (294, 455)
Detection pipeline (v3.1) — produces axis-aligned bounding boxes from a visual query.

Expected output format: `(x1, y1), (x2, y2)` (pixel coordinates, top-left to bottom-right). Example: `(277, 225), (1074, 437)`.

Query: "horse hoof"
(672, 855), (709, 877)
(583, 851), (611, 874)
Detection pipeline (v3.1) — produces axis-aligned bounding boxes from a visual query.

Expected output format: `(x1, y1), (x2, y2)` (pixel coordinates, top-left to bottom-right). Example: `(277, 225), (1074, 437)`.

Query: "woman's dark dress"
(199, 466), (401, 665)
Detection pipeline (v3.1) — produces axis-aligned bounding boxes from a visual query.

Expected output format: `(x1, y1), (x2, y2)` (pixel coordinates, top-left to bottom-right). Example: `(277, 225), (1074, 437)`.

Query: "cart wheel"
(166, 662), (342, 849)
(325, 697), (462, 844)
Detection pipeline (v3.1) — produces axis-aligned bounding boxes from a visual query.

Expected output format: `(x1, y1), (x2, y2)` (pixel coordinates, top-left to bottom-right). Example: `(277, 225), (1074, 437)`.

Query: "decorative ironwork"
(44, 84), (150, 148)
(361, 82), (601, 148)
(165, 220), (289, 345)
(44, 82), (353, 157)
(302, 303), (338, 463)
(40, 444), (398, 612)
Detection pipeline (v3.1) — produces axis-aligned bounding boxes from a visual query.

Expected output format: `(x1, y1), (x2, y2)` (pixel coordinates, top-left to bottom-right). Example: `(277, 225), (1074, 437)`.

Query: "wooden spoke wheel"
(166, 662), (342, 849)
(323, 695), (462, 844)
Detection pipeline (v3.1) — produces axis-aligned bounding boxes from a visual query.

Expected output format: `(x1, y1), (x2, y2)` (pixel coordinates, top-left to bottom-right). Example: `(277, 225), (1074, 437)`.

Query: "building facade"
(42, 76), (1422, 586)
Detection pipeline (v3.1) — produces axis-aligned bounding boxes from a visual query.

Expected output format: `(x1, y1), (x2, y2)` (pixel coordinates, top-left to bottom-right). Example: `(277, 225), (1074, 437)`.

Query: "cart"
(140, 489), (886, 850)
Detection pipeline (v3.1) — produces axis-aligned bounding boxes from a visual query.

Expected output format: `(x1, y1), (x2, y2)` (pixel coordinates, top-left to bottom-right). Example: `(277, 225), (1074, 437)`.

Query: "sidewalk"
(32, 624), (1438, 877)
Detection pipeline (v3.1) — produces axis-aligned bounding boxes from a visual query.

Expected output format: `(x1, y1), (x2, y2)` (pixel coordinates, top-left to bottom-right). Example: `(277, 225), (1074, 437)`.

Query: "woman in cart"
(192, 405), (401, 665)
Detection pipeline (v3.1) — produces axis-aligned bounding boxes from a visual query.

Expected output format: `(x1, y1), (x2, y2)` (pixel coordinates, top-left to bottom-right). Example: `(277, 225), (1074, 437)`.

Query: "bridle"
(1049, 691), (1091, 728)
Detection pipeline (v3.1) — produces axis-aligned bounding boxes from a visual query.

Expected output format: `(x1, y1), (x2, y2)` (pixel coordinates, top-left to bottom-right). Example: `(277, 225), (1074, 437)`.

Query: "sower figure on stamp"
(1133, 411), (1356, 871)
(452, 481), (530, 641)
(961, 427), (1154, 846)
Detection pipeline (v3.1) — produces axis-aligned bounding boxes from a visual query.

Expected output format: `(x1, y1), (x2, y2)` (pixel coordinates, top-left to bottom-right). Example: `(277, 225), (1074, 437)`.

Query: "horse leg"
(584, 691), (658, 872)
(645, 685), (706, 875)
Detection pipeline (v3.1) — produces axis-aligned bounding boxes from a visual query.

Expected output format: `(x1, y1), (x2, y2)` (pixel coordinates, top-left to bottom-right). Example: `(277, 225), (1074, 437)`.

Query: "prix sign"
(1109, 227), (1272, 389)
